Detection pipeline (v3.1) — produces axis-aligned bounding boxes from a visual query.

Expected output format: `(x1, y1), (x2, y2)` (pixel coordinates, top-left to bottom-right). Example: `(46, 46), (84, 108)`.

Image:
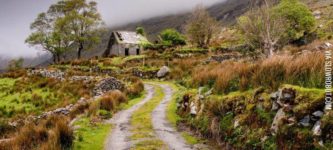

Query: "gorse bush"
(192, 51), (325, 93)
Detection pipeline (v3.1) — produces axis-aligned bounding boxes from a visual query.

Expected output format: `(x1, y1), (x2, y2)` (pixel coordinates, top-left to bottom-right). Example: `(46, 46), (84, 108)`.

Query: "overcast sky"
(0, 0), (223, 58)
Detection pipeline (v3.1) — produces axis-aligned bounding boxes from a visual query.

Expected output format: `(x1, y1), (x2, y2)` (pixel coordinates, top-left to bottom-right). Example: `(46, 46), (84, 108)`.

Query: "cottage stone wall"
(111, 44), (141, 56)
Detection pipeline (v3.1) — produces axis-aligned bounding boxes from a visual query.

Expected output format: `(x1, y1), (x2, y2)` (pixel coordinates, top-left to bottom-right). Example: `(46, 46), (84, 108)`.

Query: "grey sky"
(0, 0), (222, 58)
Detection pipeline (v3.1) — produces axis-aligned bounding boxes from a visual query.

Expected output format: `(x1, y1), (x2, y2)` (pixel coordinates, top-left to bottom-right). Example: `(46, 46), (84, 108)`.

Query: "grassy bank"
(73, 117), (111, 150)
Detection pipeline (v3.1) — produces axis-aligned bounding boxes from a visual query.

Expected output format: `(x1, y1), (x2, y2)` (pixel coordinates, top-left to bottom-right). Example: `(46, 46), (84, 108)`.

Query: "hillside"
(112, 0), (251, 40)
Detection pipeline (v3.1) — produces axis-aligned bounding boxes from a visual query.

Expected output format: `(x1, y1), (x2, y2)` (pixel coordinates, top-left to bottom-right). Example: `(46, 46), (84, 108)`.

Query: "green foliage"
(26, 0), (104, 61)
(136, 26), (146, 36)
(97, 109), (112, 119)
(159, 29), (186, 46)
(273, 0), (316, 41)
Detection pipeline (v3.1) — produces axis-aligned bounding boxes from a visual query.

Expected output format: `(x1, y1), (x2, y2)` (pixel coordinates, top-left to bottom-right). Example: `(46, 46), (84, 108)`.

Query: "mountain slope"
(112, 0), (251, 40)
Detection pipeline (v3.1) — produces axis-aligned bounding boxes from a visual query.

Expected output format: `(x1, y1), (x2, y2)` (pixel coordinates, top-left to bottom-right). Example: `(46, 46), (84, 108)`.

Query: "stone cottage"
(103, 31), (148, 57)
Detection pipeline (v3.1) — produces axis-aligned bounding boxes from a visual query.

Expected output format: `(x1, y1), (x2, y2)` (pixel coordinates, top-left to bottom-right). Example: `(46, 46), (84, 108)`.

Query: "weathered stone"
(190, 102), (197, 115)
(312, 111), (324, 118)
(234, 119), (240, 128)
(271, 108), (286, 135)
(299, 115), (310, 127)
(28, 69), (65, 81)
(272, 101), (280, 111)
(312, 121), (321, 136)
(313, 10), (321, 19)
(157, 66), (170, 78)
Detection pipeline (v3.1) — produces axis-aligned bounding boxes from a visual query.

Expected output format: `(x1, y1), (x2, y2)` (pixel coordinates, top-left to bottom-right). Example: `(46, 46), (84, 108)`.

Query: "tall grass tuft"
(192, 52), (325, 93)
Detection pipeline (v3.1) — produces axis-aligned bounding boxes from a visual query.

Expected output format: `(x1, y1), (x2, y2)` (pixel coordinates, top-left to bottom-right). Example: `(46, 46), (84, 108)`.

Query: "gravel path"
(104, 84), (154, 150)
(152, 84), (193, 150)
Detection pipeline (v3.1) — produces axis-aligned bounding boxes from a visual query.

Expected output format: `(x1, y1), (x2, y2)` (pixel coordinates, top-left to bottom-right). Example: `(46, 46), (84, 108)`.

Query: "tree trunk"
(78, 42), (83, 59)
(56, 53), (61, 63)
(264, 42), (275, 57)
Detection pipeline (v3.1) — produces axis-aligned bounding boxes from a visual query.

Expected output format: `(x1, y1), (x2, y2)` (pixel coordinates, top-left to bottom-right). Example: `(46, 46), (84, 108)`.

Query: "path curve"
(152, 84), (193, 150)
(104, 84), (154, 150)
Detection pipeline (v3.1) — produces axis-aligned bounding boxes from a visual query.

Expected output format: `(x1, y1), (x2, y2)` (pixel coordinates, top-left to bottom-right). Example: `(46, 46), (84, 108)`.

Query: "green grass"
(120, 91), (147, 110)
(0, 77), (87, 118)
(111, 55), (146, 65)
(130, 84), (166, 149)
(181, 132), (199, 145)
(73, 117), (111, 150)
(0, 78), (58, 117)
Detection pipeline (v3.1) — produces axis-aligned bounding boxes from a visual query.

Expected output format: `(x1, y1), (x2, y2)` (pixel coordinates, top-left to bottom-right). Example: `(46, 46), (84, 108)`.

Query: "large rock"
(157, 66), (170, 78)
(299, 115), (310, 127)
(312, 121), (322, 136)
(271, 108), (286, 135)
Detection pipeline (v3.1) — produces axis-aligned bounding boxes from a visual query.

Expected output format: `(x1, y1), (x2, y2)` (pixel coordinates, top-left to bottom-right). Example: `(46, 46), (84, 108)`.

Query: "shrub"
(159, 29), (186, 46)
(99, 90), (127, 112)
(9, 115), (73, 150)
(88, 100), (100, 117)
(126, 77), (144, 97)
(55, 117), (74, 149)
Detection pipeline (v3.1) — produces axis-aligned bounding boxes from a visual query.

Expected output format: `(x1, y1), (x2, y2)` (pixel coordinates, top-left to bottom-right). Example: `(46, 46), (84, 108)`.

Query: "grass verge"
(130, 84), (166, 149)
(73, 117), (111, 150)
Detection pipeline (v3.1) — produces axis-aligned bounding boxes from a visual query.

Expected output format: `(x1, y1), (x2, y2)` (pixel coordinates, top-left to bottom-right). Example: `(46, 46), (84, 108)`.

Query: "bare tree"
(238, 0), (286, 57)
(185, 5), (220, 48)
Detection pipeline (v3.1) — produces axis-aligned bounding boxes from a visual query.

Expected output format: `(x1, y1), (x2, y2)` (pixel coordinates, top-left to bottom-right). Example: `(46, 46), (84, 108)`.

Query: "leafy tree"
(159, 29), (186, 47)
(58, 0), (103, 59)
(238, 0), (314, 57)
(26, 12), (71, 63)
(136, 26), (146, 36)
(238, 0), (286, 57)
(185, 5), (220, 48)
(273, 0), (315, 41)
(26, 0), (103, 61)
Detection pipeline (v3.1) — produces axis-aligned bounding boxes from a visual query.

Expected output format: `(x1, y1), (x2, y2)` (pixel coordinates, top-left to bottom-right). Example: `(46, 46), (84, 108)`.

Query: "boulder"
(278, 88), (296, 105)
(157, 66), (170, 78)
(312, 121), (322, 136)
(190, 102), (197, 115)
(299, 115), (310, 127)
(271, 101), (280, 111)
(271, 108), (286, 135)
(312, 111), (324, 118)
(270, 92), (279, 100)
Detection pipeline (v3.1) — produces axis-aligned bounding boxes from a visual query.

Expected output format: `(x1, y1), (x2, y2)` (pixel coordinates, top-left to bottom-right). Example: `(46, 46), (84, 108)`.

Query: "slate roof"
(114, 31), (148, 44)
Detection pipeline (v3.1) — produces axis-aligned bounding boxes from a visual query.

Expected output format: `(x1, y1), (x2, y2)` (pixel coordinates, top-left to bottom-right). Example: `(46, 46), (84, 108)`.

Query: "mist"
(0, 0), (224, 58)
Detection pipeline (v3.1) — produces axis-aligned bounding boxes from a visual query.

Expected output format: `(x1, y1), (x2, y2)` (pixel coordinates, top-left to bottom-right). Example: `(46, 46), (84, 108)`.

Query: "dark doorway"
(136, 48), (140, 55)
(125, 48), (129, 56)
